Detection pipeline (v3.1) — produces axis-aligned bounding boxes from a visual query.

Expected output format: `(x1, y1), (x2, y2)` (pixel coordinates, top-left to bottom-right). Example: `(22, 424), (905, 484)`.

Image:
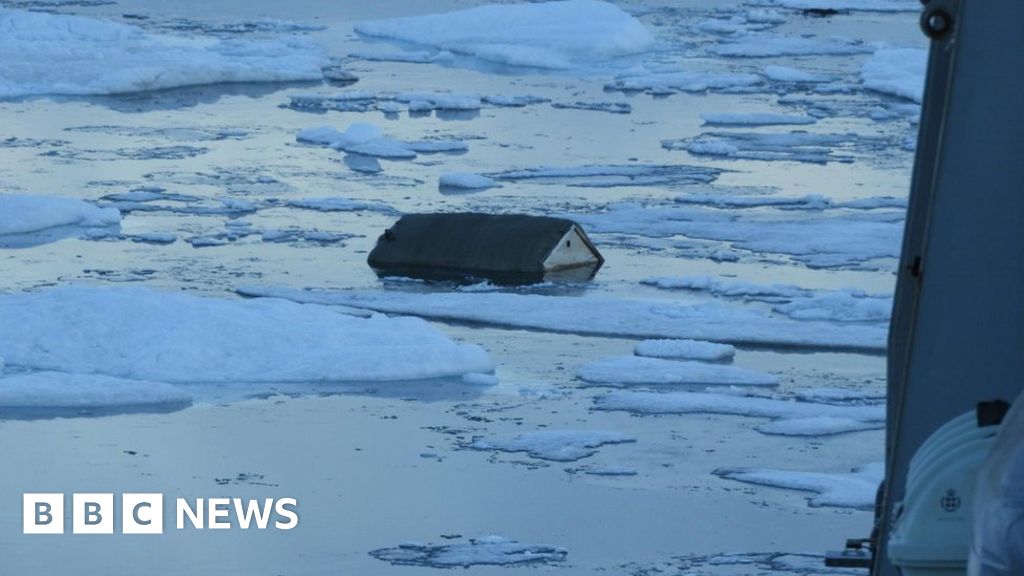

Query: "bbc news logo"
(23, 493), (299, 534)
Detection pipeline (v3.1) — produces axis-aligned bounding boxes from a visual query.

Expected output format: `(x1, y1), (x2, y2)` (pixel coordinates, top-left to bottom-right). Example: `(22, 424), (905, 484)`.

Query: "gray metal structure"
(874, 1), (1024, 574)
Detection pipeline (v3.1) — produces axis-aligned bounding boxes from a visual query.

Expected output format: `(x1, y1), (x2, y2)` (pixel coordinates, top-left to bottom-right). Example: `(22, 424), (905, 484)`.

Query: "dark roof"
(367, 213), (600, 282)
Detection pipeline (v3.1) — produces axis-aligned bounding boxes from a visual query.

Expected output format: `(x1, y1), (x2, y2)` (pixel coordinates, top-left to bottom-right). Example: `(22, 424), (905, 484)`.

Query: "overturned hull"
(367, 213), (604, 284)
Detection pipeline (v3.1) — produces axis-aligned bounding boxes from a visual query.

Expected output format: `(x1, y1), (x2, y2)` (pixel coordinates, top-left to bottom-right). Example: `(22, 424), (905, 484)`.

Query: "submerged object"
(367, 213), (604, 284)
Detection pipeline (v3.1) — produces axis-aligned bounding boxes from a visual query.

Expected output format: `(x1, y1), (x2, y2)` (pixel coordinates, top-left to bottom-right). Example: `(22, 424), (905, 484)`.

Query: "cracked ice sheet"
(235, 287), (888, 352)
(594, 390), (884, 437)
(370, 536), (567, 568)
(572, 202), (903, 270)
(0, 8), (326, 98)
(353, 0), (654, 72)
(714, 462), (884, 509)
(577, 356), (777, 387)
(468, 430), (635, 462)
(0, 285), (493, 384)
(664, 131), (889, 164)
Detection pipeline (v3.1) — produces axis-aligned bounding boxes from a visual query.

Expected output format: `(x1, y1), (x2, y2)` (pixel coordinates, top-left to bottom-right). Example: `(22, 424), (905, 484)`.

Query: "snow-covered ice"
(0, 372), (191, 410)
(0, 194), (120, 237)
(605, 69), (762, 94)
(643, 275), (810, 301)
(297, 123), (467, 161)
(634, 339), (736, 362)
(0, 8), (325, 98)
(714, 462), (884, 509)
(666, 131), (873, 164)
(439, 173), (498, 191)
(773, 290), (892, 322)
(0, 286), (493, 384)
(370, 535), (567, 568)
(594, 389), (884, 436)
(860, 48), (927, 103)
(577, 356), (776, 387)
(488, 164), (721, 188)
(284, 197), (395, 214)
(354, 0), (654, 72)
(468, 430), (635, 462)
(236, 286), (888, 352)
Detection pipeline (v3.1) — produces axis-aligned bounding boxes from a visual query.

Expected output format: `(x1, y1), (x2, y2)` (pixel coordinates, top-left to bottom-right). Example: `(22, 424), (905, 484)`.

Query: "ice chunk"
(296, 123), (429, 160)
(370, 536), (568, 567)
(551, 100), (631, 114)
(606, 69), (762, 94)
(0, 286), (493, 383)
(439, 173), (497, 191)
(469, 430), (635, 462)
(577, 356), (776, 387)
(406, 140), (469, 153)
(665, 131), (870, 164)
(796, 387), (885, 403)
(0, 8), (325, 98)
(634, 339), (736, 362)
(773, 290), (892, 322)
(594, 389), (884, 436)
(394, 91), (481, 110)
(714, 462), (884, 509)
(237, 287), (889, 352)
(482, 94), (549, 107)
(0, 372), (191, 410)
(701, 112), (816, 126)
(0, 194), (120, 237)
(354, 0), (654, 71)
(860, 48), (927, 103)
(711, 35), (871, 58)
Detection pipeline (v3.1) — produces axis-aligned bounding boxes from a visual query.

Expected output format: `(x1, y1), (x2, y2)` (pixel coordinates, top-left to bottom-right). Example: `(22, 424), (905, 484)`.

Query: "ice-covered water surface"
(0, 0), (924, 573)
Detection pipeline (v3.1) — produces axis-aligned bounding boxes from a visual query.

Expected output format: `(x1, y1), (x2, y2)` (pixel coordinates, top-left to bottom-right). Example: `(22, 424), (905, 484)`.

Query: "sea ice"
(605, 69), (763, 94)
(714, 462), (884, 509)
(711, 35), (871, 58)
(236, 287), (888, 352)
(370, 535), (568, 568)
(634, 339), (736, 362)
(0, 194), (120, 237)
(594, 389), (884, 436)
(439, 173), (498, 191)
(0, 372), (191, 409)
(284, 197), (395, 214)
(487, 164), (721, 188)
(762, 64), (832, 83)
(860, 48), (927, 103)
(750, 0), (920, 13)
(468, 430), (635, 462)
(354, 0), (654, 71)
(0, 8), (325, 98)
(577, 356), (776, 387)
(0, 286), (494, 383)
(701, 112), (816, 126)
(665, 131), (871, 164)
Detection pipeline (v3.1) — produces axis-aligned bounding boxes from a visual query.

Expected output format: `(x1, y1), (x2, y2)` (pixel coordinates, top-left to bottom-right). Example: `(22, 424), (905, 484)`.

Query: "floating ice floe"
(0, 372), (192, 414)
(860, 48), (927, 103)
(296, 123), (468, 161)
(354, 0), (654, 72)
(439, 173), (498, 191)
(236, 287), (888, 352)
(395, 91), (482, 111)
(284, 196), (395, 214)
(634, 339), (736, 362)
(0, 8), (326, 98)
(0, 286), (493, 384)
(641, 276), (893, 322)
(468, 430), (635, 462)
(749, 0), (921, 13)
(664, 131), (880, 164)
(714, 462), (884, 509)
(701, 112), (816, 126)
(0, 194), (120, 247)
(370, 535), (568, 568)
(795, 387), (886, 404)
(488, 164), (721, 188)
(551, 100), (631, 114)
(711, 35), (871, 58)
(605, 68), (763, 95)
(573, 202), (903, 270)
(675, 551), (864, 575)
(594, 390), (884, 436)
(578, 356), (776, 387)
